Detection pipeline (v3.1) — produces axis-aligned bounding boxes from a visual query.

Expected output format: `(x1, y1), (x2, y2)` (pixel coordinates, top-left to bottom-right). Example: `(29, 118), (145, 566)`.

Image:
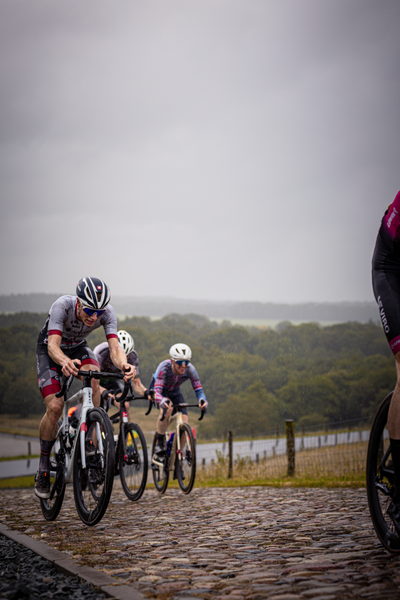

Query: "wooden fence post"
(228, 430), (233, 479)
(285, 420), (295, 476)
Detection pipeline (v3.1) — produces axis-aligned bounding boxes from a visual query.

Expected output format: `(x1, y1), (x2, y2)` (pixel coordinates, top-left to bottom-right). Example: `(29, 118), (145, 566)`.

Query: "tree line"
(0, 312), (394, 438)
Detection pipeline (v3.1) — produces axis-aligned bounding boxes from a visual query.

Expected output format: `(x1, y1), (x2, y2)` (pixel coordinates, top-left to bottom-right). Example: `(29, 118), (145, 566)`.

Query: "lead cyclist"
(35, 276), (136, 500)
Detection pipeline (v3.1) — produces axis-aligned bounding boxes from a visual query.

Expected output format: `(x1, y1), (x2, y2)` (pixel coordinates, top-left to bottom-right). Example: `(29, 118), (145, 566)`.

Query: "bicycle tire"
(73, 408), (115, 526)
(119, 423), (148, 501)
(366, 391), (400, 553)
(151, 433), (169, 494)
(176, 423), (196, 494)
(40, 433), (66, 521)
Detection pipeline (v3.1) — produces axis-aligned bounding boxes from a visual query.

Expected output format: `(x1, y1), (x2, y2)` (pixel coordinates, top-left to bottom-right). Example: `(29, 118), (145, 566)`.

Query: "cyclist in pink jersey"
(372, 190), (400, 531)
(151, 343), (208, 457)
(34, 277), (136, 499)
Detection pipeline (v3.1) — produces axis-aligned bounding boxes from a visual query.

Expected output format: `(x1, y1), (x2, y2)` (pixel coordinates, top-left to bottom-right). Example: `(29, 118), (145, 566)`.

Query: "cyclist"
(94, 329), (152, 415)
(372, 190), (400, 532)
(35, 276), (136, 499)
(151, 343), (208, 456)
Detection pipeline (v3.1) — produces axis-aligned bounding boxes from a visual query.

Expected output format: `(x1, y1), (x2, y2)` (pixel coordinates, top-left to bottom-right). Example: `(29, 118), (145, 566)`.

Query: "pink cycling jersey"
(381, 191), (400, 245)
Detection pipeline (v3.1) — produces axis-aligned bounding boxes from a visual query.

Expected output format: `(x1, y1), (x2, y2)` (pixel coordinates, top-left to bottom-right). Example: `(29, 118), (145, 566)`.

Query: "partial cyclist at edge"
(151, 343), (208, 457)
(94, 329), (153, 415)
(372, 190), (400, 533)
(35, 276), (136, 499)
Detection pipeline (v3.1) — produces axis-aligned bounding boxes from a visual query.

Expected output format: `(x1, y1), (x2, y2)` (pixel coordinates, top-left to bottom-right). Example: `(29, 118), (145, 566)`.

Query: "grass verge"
(0, 476), (35, 489)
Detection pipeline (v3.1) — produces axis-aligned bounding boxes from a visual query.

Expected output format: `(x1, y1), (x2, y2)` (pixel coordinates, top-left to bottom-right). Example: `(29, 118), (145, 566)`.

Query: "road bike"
(103, 387), (152, 502)
(39, 369), (128, 526)
(367, 390), (400, 553)
(151, 403), (205, 495)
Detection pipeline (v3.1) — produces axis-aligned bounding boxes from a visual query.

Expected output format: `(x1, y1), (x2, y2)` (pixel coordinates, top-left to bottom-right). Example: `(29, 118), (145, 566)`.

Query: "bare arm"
(131, 376), (148, 396)
(108, 337), (136, 380)
(48, 334), (80, 377)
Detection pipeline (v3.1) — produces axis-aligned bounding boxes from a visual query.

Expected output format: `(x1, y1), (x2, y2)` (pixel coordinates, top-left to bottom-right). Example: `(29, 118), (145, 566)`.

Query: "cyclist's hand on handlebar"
(160, 398), (172, 410)
(122, 364), (136, 381)
(61, 358), (80, 377)
(199, 398), (208, 410)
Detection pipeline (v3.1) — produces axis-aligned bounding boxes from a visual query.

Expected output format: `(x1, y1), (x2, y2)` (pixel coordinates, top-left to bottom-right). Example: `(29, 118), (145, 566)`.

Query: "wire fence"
(195, 417), (375, 483)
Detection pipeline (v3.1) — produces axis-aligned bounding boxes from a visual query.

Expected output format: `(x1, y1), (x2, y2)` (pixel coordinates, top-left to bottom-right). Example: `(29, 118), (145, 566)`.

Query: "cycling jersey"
(372, 191), (400, 354)
(37, 295), (118, 349)
(94, 341), (139, 375)
(151, 359), (206, 405)
(379, 190), (400, 250)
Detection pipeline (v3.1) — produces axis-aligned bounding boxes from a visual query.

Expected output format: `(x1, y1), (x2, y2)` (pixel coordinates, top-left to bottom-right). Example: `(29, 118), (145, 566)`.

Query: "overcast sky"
(1, 0), (399, 304)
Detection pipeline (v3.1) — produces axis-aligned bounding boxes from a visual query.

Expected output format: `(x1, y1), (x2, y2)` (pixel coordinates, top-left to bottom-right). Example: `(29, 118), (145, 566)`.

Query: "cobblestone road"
(1, 485), (399, 600)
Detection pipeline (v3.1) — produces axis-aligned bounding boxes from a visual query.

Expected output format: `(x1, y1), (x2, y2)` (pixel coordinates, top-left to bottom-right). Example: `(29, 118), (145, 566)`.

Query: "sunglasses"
(175, 360), (190, 366)
(83, 307), (106, 317)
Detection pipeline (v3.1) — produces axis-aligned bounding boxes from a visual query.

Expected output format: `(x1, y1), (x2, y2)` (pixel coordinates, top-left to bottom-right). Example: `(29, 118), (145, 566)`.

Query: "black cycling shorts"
(36, 343), (99, 399)
(159, 389), (188, 416)
(372, 231), (400, 355)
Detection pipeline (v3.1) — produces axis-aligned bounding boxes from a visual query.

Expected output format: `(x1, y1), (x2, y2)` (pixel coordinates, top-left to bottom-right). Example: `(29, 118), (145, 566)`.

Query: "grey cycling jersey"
(93, 341), (140, 374)
(37, 295), (118, 349)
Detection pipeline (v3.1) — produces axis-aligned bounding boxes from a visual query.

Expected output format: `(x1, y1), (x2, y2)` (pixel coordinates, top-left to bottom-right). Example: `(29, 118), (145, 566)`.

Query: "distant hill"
(0, 293), (379, 324)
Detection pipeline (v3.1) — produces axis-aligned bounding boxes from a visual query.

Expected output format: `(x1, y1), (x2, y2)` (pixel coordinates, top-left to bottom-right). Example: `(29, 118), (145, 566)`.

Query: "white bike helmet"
(117, 330), (134, 355)
(76, 277), (111, 310)
(169, 343), (192, 361)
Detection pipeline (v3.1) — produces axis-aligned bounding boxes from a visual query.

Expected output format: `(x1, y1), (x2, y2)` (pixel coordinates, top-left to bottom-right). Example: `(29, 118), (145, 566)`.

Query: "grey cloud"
(1, 0), (400, 302)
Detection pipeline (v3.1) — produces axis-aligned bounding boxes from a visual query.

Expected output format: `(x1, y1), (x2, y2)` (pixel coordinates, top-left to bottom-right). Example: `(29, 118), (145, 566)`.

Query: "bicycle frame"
(53, 370), (128, 484)
(109, 387), (152, 463)
(53, 382), (105, 484)
(152, 410), (194, 474)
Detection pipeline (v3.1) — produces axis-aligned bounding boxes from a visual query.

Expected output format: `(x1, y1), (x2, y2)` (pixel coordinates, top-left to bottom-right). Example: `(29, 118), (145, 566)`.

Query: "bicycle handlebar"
(55, 370), (128, 399)
(160, 402), (207, 422)
(108, 382), (154, 415)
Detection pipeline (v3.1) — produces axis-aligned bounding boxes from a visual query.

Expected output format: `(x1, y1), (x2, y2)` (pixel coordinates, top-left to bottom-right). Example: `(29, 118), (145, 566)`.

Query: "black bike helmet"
(76, 277), (111, 310)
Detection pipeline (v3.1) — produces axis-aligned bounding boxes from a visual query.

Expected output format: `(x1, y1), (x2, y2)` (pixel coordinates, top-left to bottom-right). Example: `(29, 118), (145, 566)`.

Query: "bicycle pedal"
(375, 481), (392, 496)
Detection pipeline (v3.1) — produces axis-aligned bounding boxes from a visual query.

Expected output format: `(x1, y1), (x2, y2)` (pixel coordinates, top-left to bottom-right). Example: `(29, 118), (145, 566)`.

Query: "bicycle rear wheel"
(73, 408), (115, 526)
(119, 423), (148, 501)
(151, 433), (169, 494)
(176, 423), (196, 494)
(40, 432), (66, 521)
(367, 392), (400, 553)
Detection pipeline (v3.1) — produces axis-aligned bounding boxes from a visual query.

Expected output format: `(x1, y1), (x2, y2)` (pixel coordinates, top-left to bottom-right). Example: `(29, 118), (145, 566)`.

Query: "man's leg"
(387, 353), (400, 529)
(154, 403), (173, 455)
(35, 393), (64, 499)
(388, 354), (400, 440)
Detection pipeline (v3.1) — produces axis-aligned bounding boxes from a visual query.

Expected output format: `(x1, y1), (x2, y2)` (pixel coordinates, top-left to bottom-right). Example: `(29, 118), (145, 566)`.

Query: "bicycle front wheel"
(40, 432), (66, 521)
(73, 408), (115, 526)
(151, 433), (169, 494)
(366, 392), (400, 553)
(119, 423), (148, 501)
(176, 424), (196, 494)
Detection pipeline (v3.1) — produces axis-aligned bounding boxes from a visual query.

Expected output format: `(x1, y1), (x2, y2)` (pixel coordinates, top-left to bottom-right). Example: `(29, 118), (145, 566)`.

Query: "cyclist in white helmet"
(94, 330), (152, 416)
(35, 277), (136, 499)
(150, 343), (208, 456)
